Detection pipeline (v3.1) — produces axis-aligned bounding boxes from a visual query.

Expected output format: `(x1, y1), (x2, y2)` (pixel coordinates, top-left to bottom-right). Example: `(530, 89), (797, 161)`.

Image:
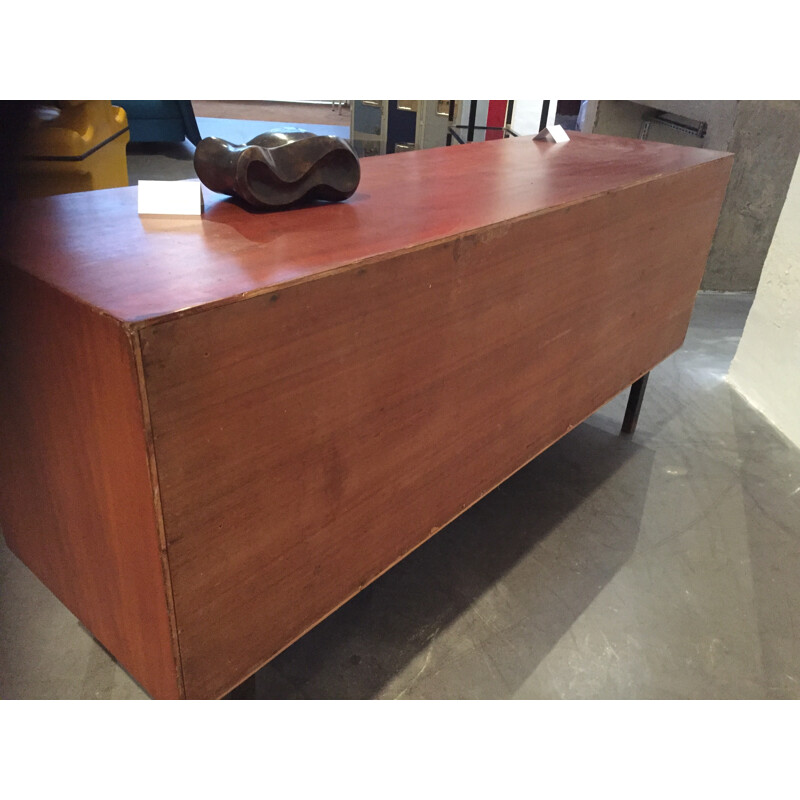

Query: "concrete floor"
(192, 100), (351, 126)
(2, 291), (799, 699)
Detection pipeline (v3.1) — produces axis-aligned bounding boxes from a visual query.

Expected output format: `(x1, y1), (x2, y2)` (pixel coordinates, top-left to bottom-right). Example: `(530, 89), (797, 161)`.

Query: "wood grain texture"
(0, 268), (181, 699)
(1, 134), (733, 699)
(140, 156), (732, 699)
(8, 133), (731, 324)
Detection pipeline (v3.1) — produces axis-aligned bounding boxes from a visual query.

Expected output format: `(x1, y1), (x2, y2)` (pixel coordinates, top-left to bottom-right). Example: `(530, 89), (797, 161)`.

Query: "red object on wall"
(485, 101), (508, 140)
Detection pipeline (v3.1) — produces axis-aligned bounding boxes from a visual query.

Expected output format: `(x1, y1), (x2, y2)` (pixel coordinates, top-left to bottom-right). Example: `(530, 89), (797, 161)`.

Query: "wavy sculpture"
(193, 130), (360, 210)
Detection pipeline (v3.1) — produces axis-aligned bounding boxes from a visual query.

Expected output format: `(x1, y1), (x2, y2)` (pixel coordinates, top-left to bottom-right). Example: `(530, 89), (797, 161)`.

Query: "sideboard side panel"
(143, 158), (731, 699)
(0, 268), (181, 699)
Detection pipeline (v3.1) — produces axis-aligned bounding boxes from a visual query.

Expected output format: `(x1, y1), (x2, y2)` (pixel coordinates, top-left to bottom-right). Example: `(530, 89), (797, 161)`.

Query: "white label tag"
(533, 124), (570, 144)
(138, 180), (204, 218)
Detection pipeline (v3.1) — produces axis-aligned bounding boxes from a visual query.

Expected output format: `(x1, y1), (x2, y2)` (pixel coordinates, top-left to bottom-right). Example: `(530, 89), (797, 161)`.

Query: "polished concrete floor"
(2, 291), (799, 699)
(192, 100), (351, 126)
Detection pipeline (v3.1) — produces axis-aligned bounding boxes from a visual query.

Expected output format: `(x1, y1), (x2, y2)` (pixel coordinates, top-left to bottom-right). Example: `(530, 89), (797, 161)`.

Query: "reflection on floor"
(2, 292), (799, 699)
(192, 101), (351, 127)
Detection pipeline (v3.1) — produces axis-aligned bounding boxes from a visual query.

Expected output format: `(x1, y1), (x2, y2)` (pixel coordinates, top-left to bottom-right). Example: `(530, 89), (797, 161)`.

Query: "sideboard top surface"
(9, 132), (731, 324)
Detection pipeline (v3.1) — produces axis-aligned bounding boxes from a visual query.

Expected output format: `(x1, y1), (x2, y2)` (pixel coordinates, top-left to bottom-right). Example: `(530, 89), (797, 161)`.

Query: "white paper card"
(533, 124), (570, 144)
(138, 179), (204, 218)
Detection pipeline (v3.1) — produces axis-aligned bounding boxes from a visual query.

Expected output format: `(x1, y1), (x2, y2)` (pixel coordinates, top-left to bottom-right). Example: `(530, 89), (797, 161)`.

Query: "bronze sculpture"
(193, 129), (360, 210)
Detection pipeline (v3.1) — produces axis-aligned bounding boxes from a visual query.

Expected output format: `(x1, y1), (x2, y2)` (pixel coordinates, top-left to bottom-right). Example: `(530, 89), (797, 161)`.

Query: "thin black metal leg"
(621, 372), (649, 435)
(467, 100), (477, 142)
(539, 100), (551, 131)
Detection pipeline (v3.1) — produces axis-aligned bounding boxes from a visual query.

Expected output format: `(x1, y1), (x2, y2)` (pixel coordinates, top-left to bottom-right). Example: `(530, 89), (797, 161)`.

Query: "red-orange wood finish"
(0, 133), (733, 698)
(0, 269), (181, 699)
(10, 133), (729, 323)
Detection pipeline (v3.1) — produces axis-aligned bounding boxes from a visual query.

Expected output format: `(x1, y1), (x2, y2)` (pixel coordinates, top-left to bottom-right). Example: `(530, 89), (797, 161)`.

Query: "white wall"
(456, 100), (489, 127)
(511, 100), (556, 135)
(728, 152), (800, 447)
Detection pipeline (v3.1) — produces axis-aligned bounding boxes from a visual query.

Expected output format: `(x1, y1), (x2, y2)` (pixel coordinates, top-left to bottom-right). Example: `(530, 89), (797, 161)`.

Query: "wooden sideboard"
(0, 133), (732, 699)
